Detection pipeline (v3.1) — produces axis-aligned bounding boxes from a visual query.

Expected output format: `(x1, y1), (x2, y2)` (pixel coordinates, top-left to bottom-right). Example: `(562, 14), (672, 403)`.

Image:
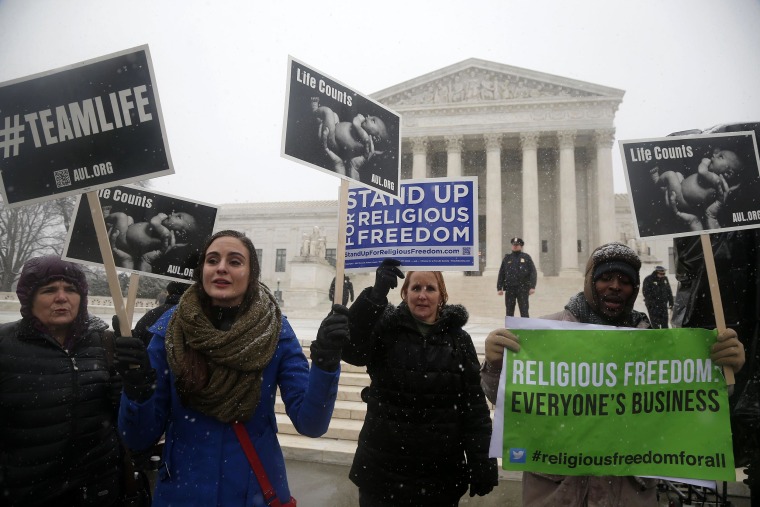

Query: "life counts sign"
(281, 56), (400, 197)
(63, 185), (217, 283)
(0, 45), (173, 208)
(619, 131), (760, 238)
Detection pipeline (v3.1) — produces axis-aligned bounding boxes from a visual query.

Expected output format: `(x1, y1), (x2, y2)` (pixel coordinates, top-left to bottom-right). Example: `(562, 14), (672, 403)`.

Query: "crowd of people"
(0, 233), (753, 506)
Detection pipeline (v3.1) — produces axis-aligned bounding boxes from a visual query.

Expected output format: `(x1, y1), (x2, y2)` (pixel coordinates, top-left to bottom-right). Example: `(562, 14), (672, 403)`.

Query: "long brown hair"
(192, 229), (261, 316)
(180, 231), (261, 392)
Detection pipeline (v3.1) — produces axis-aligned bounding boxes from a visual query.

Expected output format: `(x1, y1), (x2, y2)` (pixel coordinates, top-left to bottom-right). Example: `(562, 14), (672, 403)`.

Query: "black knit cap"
(588, 243), (641, 287)
(593, 261), (638, 285)
(583, 242), (641, 319)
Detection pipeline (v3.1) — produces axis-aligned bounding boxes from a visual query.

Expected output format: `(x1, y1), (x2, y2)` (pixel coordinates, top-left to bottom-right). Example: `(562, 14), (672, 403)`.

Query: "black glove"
(469, 457), (499, 497)
(469, 480), (495, 497)
(370, 258), (404, 301)
(114, 316), (156, 402)
(108, 373), (123, 408)
(112, 314), (128, 339)
(310, 304), (350, 372)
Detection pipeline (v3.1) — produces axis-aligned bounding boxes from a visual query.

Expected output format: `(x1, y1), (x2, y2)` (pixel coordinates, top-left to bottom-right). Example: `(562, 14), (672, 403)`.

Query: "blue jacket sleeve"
(117, 312), (174, 451)
(277, 316), (340, 437)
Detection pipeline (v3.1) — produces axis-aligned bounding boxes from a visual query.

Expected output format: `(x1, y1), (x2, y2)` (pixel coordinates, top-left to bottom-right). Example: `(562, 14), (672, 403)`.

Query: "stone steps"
(275, 358), (497, 467)
(276, 398), (366, 421)
(279, 433), (358, 467)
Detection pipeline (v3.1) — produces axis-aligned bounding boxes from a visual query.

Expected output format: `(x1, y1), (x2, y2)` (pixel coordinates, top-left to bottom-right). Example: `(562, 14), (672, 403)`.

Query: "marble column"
(594, 129), (616, 246)
(520, 132), (541, 275)
(484, 133), (503, 273)
(445, 135), (463, 178)
(411, 137), (428, 179)
(558, 130), (579, 276)
(445, 135), (465, 276)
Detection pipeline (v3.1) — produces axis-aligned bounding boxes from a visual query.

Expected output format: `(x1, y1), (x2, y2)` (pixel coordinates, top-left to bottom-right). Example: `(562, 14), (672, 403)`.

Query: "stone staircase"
(276, 359), (367, 466)
(275, 339), (495, 468)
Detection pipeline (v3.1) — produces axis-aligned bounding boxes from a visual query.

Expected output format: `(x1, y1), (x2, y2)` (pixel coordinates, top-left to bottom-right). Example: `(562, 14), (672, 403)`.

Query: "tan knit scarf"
(166, 283), (281, 423)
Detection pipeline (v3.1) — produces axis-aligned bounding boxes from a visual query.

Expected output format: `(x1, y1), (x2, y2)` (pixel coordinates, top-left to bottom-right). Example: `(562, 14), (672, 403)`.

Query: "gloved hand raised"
(113, 315), (155, 402)
(310, 304), (350, 372)
(370, 258), (404, 301)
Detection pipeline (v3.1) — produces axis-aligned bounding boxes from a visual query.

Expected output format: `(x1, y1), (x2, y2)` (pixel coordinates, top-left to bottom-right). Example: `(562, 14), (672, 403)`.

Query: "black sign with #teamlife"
(0, 45), (173, 208)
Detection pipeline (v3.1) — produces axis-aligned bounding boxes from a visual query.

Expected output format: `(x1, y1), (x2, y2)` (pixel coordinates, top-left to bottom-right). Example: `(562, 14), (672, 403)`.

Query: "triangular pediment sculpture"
(372, 58), (623, 108)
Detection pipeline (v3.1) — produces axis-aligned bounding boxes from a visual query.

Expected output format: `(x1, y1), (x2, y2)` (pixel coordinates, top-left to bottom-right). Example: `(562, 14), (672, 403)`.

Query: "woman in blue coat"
(116, 229), (349, 506)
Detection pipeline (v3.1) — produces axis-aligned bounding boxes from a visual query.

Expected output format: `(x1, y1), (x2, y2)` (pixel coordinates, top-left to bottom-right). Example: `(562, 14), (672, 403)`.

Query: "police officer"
(496, 237), (537, 317)
(642, 265), (674, 328)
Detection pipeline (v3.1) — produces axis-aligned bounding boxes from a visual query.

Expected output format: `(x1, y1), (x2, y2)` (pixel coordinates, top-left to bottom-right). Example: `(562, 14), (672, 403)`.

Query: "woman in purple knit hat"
(0, 255), (124, 506)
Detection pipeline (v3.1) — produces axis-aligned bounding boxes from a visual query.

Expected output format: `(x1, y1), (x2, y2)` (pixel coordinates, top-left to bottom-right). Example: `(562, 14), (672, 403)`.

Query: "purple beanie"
(16, 255), (89, 320)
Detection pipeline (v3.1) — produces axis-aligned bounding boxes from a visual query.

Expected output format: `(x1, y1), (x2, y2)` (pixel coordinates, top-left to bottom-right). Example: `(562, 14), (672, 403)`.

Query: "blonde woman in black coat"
(343, 259), (498, 506)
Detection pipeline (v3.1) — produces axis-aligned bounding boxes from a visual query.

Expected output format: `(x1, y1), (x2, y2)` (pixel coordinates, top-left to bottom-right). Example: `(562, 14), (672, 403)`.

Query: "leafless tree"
(0, 198), (68, 291)
(0, 180), (154, 292)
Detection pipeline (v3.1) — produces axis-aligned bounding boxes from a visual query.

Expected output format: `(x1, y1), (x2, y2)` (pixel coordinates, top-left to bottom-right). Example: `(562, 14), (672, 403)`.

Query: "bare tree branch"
(0, 198), (67, 291)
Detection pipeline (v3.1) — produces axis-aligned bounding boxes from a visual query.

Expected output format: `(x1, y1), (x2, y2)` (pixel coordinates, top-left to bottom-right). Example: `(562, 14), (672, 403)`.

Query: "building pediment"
(371, 58), (624, 109)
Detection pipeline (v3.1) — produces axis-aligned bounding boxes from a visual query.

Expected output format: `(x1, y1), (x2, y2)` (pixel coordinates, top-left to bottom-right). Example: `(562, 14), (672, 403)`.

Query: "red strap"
(232, 422), (281, 507)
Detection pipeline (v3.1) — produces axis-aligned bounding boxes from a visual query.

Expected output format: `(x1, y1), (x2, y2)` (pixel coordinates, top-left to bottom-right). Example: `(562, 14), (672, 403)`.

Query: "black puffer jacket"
(343, 288), (497, 505)
(0, 315), (122, 506)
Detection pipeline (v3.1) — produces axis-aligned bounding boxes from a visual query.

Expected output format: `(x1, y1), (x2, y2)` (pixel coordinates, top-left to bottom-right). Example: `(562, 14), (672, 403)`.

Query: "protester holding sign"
(343, 258), (498, 506)
(0, 256), (124, 505)
(480, 242), (745, 507)
(116, 230), (350, 506)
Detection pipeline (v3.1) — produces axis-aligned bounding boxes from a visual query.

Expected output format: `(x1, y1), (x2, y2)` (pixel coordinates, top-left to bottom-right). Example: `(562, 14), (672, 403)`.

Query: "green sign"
(502, 328), (734, 481)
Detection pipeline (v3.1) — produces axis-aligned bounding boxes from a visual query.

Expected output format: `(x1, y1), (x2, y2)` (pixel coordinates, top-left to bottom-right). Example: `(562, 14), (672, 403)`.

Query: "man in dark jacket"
(496, 237), (537, 317)
(132, 280), (190, 346)
(0, 255), (123, 506)
(329, 274), (354, 306)
(642, 265), (674, 328)
(482, 242), (745, 507)
(673, 230), (760, 495)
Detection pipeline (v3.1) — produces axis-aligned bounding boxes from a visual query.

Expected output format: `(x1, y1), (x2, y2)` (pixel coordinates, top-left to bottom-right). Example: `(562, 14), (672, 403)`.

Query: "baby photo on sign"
(281, 57), (401, 197)
(619, 131), (760, 238)
(63, 185), (218, 282)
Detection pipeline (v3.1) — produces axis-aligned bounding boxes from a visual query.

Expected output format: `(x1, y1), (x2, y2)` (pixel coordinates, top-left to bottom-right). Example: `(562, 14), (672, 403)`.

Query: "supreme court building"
(218, 58), (633, 288)
(375, 58), (624, 276)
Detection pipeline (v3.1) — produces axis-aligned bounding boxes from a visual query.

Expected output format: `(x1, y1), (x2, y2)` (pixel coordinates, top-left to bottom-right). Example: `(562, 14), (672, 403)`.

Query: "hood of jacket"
(380, 300), (469, 331)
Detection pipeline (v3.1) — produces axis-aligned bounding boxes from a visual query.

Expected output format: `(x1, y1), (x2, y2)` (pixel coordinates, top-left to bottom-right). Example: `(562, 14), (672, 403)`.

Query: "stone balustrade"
(0, 292), (159, 315)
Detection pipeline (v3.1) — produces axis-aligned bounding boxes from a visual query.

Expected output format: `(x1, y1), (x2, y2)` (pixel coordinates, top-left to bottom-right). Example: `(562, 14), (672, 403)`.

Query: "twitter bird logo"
(510, 448), (527, 463)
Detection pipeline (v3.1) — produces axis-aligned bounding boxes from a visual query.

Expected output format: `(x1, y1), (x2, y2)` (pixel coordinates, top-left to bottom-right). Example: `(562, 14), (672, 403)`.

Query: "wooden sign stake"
(699, 233), (735, 385)
(85, 191), (131, 337)
(332, 179), (350, 306)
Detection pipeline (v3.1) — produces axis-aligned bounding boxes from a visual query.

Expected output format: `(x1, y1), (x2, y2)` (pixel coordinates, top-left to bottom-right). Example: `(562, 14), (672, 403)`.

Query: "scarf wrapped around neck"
(564, 292), (648, 328)
(166, 283), (281, 422)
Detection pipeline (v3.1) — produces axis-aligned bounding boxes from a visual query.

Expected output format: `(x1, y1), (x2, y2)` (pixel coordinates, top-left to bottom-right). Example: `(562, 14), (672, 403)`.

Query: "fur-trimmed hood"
(379, 300), (469, 331)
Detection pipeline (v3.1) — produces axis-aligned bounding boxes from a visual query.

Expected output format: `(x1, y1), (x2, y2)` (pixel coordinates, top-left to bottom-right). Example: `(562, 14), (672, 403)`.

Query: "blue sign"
(345, 177), (479, 271)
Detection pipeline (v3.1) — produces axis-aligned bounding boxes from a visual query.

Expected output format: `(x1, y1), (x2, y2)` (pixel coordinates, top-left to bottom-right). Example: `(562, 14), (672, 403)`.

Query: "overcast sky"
(1, 0), (759, 206)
